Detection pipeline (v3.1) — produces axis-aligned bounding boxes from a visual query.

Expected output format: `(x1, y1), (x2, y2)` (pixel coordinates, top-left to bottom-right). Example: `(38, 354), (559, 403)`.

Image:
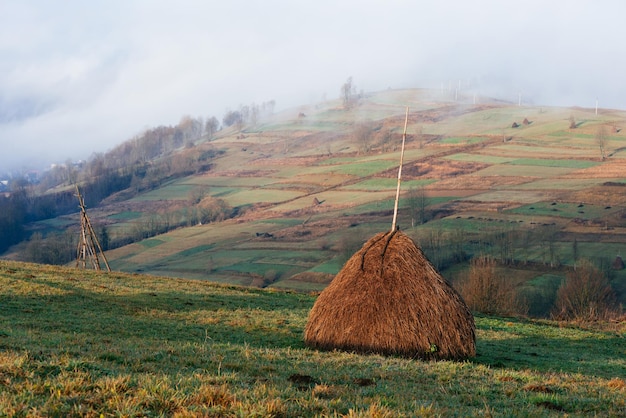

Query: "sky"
(1, 0), (626, 172)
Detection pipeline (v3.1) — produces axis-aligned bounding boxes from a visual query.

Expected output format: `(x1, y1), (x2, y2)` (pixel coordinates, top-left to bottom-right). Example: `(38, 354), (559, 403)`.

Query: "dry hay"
(304, 230), (476, 360)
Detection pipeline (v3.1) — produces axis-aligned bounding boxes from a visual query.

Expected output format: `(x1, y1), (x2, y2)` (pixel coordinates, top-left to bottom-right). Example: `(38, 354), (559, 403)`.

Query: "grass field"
(12, 89), (626, 315)
(510, 202), (619, 219)
(1, 261), (624, 417)
(507, 158), (598, 169)
(439, 136), (491, 145)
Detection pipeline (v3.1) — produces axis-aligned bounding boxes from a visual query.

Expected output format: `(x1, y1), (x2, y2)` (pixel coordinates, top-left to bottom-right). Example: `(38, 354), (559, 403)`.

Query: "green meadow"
(1, 261), (624, 417)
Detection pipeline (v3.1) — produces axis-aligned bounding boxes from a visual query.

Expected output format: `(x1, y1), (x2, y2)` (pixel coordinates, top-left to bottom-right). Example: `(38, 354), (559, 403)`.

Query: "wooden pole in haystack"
(391, 106), (409, 232)
(75, 185), (111, 272)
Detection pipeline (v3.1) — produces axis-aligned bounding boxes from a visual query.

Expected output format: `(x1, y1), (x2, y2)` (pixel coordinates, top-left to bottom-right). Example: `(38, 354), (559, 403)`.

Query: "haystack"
(304, 229), (476, 360)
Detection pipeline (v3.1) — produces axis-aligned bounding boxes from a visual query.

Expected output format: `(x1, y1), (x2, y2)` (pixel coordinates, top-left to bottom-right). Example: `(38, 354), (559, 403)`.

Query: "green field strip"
(34, 217), (76, 228)
(486, 144), (596, 158)
(515, 241), (626, 268)
(509, 201), (620, 219)
(256, 218), (305, 226)
(220, 188), (305, 207)
(548, 130), (594, 139)
(340, 178), (434, 191)
(315, 159), (400, 176)
(175, 244), (215, 257)
(140, 238), (166, 248)
(204, 186), (240, 198)
(411, 216), (524, 234)
(514, 178), (611, 190)
(473, 164), (574, 178)
(439, 136), (491, 145)
(461, 190), (551, 204)
(108, 211), (143, 220)
(507, 158), (598, 168)
(177, 175), (276, 187)
(342, 195), (458, 216)
(31, 217), (76, 235)
(308, 190), (396, 206)
(308, 256), (345, 274)
(258, 182), (323, 192)
(131, 184), (198, 201)
(524, 273), (564, 288)
(443, 153), (516, 164)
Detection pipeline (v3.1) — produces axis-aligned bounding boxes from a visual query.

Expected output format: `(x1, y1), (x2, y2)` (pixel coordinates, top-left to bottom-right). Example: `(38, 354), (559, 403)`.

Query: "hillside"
(1, 260), (624, 416)
(8, 88), (626, 312)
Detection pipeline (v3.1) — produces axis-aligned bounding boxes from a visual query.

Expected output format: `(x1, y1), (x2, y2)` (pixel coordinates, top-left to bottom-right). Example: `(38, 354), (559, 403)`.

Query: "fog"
(2, 0), (626, 172)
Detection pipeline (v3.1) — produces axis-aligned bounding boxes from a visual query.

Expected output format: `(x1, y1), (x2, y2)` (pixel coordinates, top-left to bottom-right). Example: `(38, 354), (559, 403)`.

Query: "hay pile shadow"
(304, 230), (475, 360)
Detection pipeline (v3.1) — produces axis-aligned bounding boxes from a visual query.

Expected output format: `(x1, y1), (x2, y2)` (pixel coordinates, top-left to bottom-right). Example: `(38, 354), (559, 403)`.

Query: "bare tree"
(415, 125), (424, 149)
(406, 186), (429, 227)
(552, 258), (619, 320)
(538, 225), (560, 268)
(457, 255), (527, 316)
(572, 238), (579, 270)
(239, 105), (250, 129)
(204, 116), (219, 139)
(250, 103), (260, 127)
(376, 127), (393, 152)
(352, 122), (373, 154)
(595, 125), (608, 160)
(263, 100), (276, 115)
(425, 227), (445, 269)
(222, 110), (241, 128)
(493, 225), (515, 265)
(341, 76), (356, 109)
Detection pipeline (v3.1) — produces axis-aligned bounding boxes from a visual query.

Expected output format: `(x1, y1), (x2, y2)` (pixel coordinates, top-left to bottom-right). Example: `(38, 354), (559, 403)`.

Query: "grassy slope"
(1, 260), (625, 417)
(17, 89), (626, 298)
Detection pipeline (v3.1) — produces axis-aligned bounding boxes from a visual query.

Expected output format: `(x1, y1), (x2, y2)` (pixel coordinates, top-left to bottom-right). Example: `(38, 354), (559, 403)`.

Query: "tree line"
(0, 96), (277, 259)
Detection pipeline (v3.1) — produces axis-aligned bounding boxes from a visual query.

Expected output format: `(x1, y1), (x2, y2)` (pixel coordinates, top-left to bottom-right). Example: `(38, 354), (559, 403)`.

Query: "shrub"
(197, 196), (232, 224)
(22, 231), (76, 265)
(457, 255), (527, 316)
(552, 259), (620, 321)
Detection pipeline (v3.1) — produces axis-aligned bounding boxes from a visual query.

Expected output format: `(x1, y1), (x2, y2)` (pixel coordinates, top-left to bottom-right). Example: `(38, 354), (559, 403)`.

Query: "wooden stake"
(391, 107), (409, 232)
(75, 185), (111, 272)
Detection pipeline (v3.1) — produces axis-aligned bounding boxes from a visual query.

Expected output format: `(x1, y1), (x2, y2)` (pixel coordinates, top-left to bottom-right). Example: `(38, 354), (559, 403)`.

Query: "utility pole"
(75, 185), (111, 271)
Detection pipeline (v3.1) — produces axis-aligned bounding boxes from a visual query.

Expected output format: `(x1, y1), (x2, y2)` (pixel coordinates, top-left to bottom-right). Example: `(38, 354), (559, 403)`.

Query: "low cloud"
(2, 0), (626, 171)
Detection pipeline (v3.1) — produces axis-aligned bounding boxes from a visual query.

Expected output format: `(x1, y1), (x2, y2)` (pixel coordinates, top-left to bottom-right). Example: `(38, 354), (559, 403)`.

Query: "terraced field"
(27, 89), (626, 308)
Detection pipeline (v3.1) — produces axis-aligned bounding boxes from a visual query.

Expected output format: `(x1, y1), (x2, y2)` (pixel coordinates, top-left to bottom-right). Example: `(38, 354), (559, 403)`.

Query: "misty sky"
(1, 0), (625, 172)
